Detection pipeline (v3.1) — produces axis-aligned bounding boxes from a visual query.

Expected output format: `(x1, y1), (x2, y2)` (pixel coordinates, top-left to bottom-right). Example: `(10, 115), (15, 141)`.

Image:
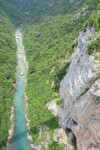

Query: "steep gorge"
(0, 0), (100, 149)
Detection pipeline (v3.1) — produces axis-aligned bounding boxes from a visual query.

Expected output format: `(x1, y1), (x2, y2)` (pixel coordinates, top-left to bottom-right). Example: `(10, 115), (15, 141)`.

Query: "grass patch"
(30, 126), (39, 142)
(49, 141), (63, 150)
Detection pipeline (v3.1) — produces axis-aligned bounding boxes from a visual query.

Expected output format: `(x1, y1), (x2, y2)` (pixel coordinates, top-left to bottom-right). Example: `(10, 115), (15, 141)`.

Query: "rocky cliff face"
(59, 27), (100, 150)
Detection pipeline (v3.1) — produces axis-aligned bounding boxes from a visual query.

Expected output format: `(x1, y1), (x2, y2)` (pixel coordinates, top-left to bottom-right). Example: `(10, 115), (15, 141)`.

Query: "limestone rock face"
(59, 27), (100, 150)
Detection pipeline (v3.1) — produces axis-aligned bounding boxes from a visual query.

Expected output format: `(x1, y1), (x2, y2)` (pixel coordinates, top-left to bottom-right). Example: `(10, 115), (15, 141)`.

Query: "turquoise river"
(11, 28), (30, 150)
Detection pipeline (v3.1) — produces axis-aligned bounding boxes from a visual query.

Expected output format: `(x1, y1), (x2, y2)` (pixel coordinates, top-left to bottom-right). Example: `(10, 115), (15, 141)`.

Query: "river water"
(11, 28), (30, 150)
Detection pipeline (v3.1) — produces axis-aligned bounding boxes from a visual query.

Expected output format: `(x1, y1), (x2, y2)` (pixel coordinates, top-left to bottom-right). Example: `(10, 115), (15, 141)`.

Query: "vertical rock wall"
(59, 27), (100, 150)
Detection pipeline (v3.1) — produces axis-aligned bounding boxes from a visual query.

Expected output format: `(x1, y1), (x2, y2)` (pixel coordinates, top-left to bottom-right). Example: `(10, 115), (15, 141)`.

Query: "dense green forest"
(0, 0), (21, 149)
(0, 0), (22, 25)
(86, 4), (100, 56)
(0, 0), (100, 149)
(0, 11), (16, 150)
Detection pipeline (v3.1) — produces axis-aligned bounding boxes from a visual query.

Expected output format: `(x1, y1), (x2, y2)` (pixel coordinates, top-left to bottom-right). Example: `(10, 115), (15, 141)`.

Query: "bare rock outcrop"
(59, 27), (100, 150)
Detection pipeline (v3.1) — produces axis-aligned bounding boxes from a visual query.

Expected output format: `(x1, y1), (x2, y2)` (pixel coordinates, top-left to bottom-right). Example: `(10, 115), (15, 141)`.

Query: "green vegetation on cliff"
(1, 0), (100, 149)
(86, 5), (100, 57)
(0, 15), (16, 150)
(87, 36), (100, 55)
(22, 0), (100, 148)
(85, 3), (100, 31)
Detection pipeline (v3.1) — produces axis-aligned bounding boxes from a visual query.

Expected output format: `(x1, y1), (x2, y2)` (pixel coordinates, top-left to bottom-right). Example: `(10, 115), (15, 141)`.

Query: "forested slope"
(22, 0), (100, 149)
(2, 0), (100, 149)
(0, 0), (21, 149)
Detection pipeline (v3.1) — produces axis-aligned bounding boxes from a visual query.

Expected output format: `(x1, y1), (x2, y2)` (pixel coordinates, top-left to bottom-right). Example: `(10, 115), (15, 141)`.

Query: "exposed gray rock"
(47, 27), (100, 150)
(59, 27), (100, 150)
